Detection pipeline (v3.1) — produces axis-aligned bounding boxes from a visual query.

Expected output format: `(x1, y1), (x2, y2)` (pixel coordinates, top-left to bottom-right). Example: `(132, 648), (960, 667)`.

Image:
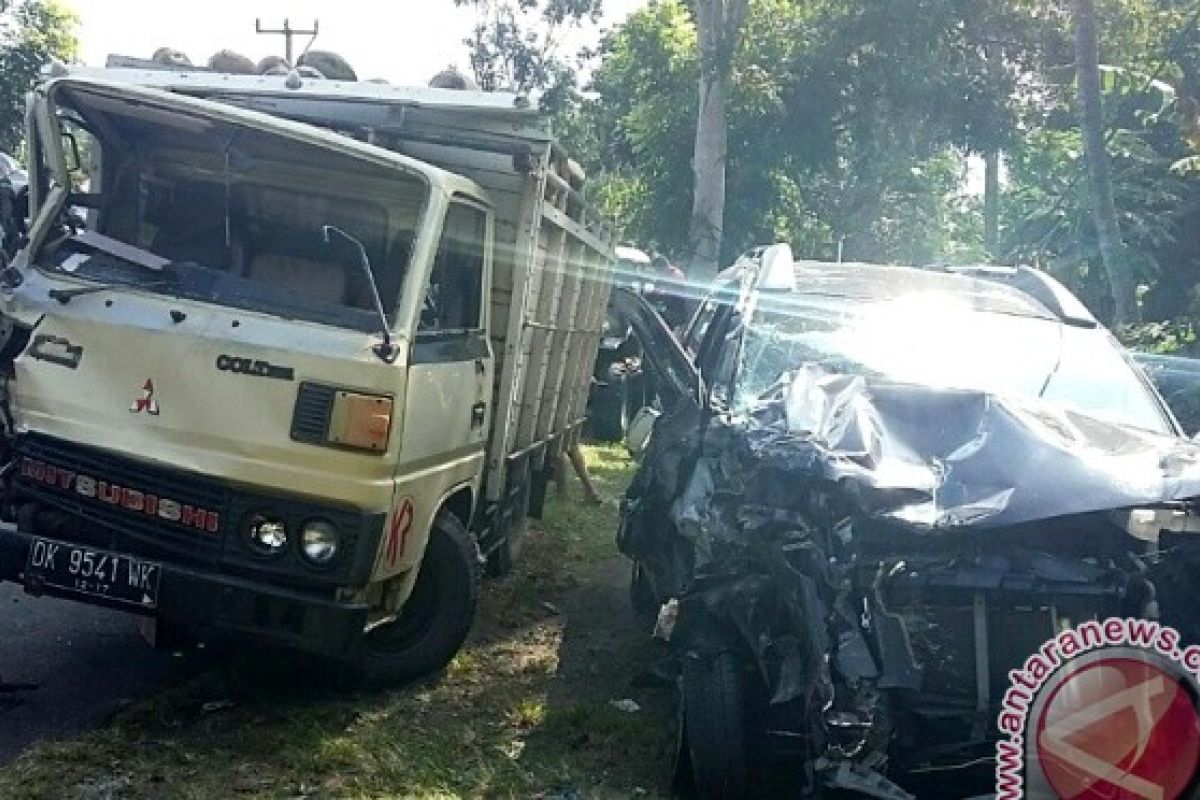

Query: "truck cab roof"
(42, 74), (497, 212)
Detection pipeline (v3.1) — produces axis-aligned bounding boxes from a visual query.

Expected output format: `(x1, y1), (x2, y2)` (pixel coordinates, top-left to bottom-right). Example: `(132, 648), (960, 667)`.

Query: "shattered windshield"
(735, 290), (1172, 434)
(37, 84), (427, 331)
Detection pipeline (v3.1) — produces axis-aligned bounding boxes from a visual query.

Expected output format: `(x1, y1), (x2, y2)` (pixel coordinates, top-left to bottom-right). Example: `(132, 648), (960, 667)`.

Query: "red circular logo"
(1035, 657), (1200, 799)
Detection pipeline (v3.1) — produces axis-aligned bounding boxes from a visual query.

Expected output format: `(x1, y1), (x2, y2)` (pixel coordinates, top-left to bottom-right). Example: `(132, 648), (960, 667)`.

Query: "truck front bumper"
(0, 526), (369, 657)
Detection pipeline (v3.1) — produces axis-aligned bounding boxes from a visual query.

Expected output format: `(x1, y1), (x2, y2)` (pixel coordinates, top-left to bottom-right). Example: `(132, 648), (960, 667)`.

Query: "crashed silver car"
(615, 245), (1200, 798)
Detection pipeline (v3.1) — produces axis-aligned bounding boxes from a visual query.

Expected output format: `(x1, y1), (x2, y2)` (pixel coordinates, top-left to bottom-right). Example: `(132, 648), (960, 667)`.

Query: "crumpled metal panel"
(621, 362), (1200, 784)
(763, 365), (1200, 529)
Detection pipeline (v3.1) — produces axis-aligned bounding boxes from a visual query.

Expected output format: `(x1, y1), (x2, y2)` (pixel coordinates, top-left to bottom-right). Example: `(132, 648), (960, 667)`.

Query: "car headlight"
(245, 511), (288, 555)
(300, 518), (340, 565)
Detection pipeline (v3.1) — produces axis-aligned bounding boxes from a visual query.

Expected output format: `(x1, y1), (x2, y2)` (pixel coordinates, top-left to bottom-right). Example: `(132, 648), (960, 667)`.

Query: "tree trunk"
(1074, 0), (1139, 324)
(686, 0), (748, 282)
(688, 69), (728, 281)
(983, 149), (1000, 256)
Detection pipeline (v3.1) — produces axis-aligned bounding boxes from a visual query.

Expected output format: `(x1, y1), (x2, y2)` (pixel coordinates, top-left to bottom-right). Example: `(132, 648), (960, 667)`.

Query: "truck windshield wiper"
(48, 278), (176, 304)
(63, 230), (169, 273)
(322, 225), (398, 363)
(43, 229), (174, 304)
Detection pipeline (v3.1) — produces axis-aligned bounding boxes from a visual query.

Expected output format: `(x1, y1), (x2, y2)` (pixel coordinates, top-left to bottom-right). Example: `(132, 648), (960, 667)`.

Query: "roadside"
(0, 444), (673, 799)
(0, 586), (201, 765)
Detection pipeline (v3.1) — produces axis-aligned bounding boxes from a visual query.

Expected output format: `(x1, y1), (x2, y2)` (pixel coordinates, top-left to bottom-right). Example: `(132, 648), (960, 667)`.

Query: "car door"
(609, 287), (700, 414)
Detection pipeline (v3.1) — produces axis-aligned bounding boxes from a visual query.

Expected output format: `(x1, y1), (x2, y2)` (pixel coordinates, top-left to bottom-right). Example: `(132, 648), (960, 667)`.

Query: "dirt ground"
(0, 444), (674, 799)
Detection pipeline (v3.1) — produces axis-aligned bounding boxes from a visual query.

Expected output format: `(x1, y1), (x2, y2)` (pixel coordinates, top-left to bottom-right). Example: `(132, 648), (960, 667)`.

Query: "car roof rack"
(943, 265), (1098, 328)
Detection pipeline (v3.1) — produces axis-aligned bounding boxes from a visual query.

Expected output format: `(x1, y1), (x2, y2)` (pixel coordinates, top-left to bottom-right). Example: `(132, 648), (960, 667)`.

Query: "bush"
(1118, 319), (1198, 355)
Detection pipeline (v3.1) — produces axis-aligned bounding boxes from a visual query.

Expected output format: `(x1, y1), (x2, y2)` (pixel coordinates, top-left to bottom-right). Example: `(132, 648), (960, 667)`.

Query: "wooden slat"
(484, 160), (548, 500)
(484, 160), (615, 499)
(515, 177), (569, 450)
(536, 235), (587, 439)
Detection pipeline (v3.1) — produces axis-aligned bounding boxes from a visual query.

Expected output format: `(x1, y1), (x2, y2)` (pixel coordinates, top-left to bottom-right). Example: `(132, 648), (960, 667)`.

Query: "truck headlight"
(300, 519), (340, 565)
(245, 511), (288, 555)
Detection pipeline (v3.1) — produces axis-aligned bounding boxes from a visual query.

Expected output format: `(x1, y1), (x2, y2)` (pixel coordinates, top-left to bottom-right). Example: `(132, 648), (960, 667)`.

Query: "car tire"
(353, 510), (480, 687)
(682, 651), (749, 800)
(590, 371), (629, 441)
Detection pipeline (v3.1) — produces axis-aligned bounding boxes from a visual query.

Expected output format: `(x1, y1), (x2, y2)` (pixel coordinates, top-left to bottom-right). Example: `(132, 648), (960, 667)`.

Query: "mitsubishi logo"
(130, 379), (160, 415)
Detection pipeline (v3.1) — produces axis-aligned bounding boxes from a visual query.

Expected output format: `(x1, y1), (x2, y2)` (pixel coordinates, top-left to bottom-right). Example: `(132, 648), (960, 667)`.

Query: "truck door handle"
(471, 402), (487, 428)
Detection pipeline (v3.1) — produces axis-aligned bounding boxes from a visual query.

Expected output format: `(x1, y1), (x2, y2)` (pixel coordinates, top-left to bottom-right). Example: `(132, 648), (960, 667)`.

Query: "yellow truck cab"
(0, 61), (615, 683)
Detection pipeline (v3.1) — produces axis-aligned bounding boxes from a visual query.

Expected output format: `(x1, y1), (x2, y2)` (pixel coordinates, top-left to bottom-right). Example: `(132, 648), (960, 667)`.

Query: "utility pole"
(255, 18), (319, 65)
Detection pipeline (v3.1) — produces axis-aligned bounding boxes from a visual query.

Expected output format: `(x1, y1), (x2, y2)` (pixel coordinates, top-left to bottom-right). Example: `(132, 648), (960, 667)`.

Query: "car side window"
(420, 201), (487, 332)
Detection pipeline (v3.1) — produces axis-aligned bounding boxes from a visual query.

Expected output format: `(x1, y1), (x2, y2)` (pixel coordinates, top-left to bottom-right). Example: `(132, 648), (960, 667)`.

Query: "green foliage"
(1118, 319), (1197, 354)
(467, 0), (1200, 329)
(0, 0), (77, 153)
(454, 0), (601, 111)
(997, 0), (1200, 325)
(575, 0), (698, 251)
(1001, 124), (1191, 313)
(574, 0), (1037, 264)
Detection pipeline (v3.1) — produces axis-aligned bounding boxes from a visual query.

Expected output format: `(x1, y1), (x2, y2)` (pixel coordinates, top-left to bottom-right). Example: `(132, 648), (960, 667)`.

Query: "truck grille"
(14, 435), (229, 562)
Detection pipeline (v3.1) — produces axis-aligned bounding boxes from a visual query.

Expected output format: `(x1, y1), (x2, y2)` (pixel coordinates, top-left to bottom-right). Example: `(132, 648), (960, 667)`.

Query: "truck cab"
(0, 65), (613, 684)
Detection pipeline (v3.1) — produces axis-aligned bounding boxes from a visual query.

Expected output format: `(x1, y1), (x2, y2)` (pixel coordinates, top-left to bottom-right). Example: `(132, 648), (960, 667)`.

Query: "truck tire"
(682, 651), (749, 800)
(355, 510), (479, 686)
(590, 371), (629, 441)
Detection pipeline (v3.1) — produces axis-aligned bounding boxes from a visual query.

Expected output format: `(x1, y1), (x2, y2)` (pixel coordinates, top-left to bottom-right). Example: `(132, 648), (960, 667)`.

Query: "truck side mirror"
(61, 131), (81, 173)
(625, 406), (660, 460)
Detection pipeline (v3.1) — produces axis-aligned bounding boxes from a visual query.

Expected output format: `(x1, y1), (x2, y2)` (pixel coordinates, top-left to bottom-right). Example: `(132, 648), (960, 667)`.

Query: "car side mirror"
(625, 406), (660, 460)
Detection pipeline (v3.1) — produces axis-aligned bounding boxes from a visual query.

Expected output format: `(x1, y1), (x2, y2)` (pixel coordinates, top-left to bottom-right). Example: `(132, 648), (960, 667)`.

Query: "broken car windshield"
(735, 290), (1172, 434)
(38, 85), (427, 332)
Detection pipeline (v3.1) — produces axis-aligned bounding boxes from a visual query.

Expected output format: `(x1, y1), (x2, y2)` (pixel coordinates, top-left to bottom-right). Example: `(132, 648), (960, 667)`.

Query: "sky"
(68, 0), (647, 86)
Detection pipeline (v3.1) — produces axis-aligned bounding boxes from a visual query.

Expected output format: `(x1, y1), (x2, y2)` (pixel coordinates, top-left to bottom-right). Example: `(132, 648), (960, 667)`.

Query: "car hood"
(735, 365), (1200, 529)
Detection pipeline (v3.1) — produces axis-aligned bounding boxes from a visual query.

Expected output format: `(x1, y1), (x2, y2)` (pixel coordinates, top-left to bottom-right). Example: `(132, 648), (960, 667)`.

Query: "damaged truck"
(616, 245), (1200, 798)
(0, 63), (614, 684)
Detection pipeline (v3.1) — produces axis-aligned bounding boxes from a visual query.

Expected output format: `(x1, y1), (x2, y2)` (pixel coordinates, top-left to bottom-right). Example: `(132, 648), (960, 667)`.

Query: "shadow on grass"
(521, 557), (676, 798)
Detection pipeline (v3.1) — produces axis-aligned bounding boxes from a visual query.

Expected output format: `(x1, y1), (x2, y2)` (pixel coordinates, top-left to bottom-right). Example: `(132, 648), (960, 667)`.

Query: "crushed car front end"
(616, 253), (1200, 797)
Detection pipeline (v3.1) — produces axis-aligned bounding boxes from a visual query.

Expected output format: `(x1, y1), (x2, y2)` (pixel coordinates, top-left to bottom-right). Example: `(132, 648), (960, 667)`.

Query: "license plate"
(25, 538), (161, 610)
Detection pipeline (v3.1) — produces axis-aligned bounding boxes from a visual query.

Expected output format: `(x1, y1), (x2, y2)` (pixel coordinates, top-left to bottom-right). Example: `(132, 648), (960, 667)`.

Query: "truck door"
(401, 199), (493, 477)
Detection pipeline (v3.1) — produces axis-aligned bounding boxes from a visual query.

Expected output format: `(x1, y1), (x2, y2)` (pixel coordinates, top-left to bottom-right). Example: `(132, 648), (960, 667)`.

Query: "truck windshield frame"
(32, 82), (432, 334)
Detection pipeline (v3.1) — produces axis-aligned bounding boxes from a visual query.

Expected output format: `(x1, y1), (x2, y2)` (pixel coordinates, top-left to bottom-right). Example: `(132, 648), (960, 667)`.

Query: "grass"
(0, 444), (672, 799)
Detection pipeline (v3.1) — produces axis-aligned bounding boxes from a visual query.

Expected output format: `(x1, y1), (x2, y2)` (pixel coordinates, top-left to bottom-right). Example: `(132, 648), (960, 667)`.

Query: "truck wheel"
(590, 372), (629, 441)
(682, 651), (749, 800)
(355, 511), (479, 686)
